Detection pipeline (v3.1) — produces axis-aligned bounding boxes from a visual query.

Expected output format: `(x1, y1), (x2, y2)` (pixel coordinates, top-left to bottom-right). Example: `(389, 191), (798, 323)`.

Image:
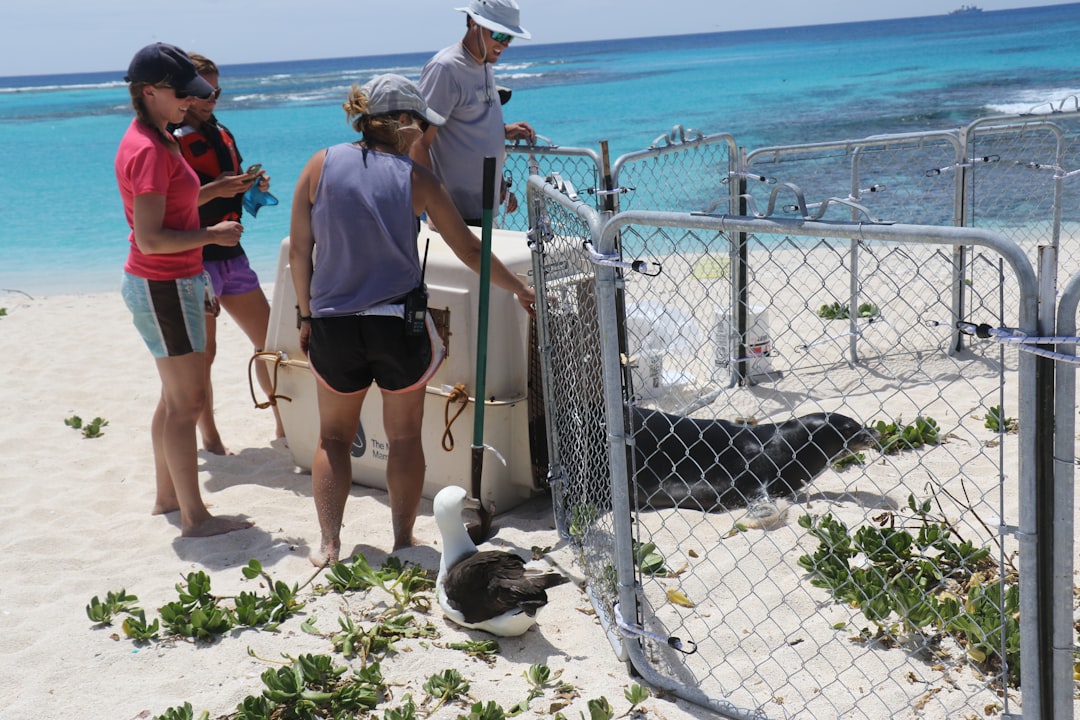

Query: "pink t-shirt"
(114, 119), (203, 280)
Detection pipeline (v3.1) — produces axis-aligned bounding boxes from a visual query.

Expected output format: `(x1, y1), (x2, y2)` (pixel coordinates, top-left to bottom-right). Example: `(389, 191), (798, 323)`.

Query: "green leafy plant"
(330, 612), (436, 665)
(459, 700), (507, 720)
(817, 300), (879, 320)
(66, 414), (109, 438)
(90, 562), (308, 644)
(623, 684), (650, 716)
(584, 696), (615, 720)
(326, 554), (433, 614)
(872, 415), (940, 454)
(568, 503), (600, 539)
(122, 609), (161, 642)
(247, 655), (383, 719)
(632, 540), (669, 576)
(798, 494), (1019, 684)
(984, 405), (1017, 433)
(508, 664), (564, 714)
(832, 451), (865, 470)
(86, 589), (140, 626)
(422, 668), (470, 715)
(447, 639), (501, 663)
(151, 702), (208, 720)
(382, 693), (418, 720)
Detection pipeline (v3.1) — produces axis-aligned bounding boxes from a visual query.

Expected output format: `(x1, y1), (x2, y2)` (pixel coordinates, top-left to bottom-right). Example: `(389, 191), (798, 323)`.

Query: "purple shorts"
(203, 255), (262, 297)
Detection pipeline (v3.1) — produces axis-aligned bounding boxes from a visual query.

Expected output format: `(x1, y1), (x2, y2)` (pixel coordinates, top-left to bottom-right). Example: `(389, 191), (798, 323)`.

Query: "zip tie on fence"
(849, 184), (887, 201)
(585, 186), (635, 196)
(614, 602), (698, 655)
(924, 154), (1000, 176)
(722, 171), (778, 185)
(930, 320), (1080, 363)
(582, 241), (662, 276)
(1018, 160), (1068, 176)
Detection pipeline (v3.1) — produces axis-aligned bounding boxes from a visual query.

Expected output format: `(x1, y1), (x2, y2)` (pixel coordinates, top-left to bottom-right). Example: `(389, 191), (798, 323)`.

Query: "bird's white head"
(433, 485), (475, 573)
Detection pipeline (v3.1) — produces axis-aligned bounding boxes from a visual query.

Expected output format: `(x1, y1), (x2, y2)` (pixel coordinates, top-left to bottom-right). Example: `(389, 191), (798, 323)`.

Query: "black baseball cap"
(124, 43), (214, 99)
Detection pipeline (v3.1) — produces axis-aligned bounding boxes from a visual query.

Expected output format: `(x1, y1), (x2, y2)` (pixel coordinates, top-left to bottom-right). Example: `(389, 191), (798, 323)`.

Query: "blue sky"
(1, 0), (1074, 77)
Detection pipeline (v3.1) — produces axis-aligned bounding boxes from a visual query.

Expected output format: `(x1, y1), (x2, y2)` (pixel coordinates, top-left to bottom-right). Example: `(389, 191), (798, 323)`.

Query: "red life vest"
(174, 119), (244, 225)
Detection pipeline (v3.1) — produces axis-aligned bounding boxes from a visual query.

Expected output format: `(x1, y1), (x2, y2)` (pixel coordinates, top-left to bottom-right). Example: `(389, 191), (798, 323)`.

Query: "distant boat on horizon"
(949, 4), (983, 13)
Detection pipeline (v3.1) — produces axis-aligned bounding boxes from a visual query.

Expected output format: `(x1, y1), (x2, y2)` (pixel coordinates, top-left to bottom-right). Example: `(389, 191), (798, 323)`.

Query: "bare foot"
(181, 515), (253, 537)
(152, 501), (180, 515)
(201, 435), (230, 456)
(310, 540), (340, 568)
(392, 535), (422, 552)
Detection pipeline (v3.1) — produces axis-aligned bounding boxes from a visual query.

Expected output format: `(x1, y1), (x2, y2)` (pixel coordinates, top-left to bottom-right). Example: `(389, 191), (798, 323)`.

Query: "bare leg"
(381, 386), (427, 551)
(151, 394), (178, 514)
(219, 289), (284, 438)
(310, 384), (366, 566)
(196, 312), (228, 455)
(155, 352), (252, 537)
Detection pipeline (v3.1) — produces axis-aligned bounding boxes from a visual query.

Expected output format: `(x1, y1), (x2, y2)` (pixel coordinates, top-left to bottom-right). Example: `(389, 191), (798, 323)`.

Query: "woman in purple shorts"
(115, 42), (253, 538)
(174, 53), (282, 454)
(289, 74), (535, 565)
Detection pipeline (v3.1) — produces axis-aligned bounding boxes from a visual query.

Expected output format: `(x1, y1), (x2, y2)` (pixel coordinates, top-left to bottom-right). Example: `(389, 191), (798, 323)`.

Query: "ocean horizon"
(3, 3), (1079, 296)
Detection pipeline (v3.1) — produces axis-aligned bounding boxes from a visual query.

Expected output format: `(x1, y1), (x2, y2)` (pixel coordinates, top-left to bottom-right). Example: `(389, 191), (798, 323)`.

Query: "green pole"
(468, 156), (497, 540)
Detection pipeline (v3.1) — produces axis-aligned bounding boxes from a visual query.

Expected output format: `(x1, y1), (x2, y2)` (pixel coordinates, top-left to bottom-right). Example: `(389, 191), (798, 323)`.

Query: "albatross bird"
(434, 485), (568, 636)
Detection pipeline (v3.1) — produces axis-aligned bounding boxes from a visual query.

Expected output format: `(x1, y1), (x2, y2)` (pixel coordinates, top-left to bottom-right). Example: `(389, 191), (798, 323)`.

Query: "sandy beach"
(0, 289), (717, 720)
(2, 248), (1075, 719)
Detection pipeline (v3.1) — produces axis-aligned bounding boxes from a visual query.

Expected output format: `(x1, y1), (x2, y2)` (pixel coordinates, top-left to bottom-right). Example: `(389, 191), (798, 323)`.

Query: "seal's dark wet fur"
(631, 407), (878, 511)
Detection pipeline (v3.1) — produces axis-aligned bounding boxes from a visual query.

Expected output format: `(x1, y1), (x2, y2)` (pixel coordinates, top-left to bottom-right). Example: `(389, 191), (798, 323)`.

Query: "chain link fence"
(522, 104), (1080, 718)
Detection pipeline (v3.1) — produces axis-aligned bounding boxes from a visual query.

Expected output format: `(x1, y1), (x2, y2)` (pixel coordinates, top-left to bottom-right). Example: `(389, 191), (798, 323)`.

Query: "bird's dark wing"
(444, 551), (568, 623)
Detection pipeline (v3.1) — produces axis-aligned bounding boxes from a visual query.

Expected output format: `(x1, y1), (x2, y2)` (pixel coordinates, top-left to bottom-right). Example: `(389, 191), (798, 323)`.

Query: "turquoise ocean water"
(2, 3), (1079, 295)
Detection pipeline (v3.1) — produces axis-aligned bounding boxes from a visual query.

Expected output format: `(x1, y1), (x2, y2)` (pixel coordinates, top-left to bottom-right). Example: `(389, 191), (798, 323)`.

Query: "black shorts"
(308, 313), (444, 395)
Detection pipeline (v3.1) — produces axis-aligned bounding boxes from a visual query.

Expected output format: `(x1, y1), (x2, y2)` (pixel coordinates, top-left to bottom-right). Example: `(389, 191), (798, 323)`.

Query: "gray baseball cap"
(360, 74), (446, 126)
(456, 0), (531, 39)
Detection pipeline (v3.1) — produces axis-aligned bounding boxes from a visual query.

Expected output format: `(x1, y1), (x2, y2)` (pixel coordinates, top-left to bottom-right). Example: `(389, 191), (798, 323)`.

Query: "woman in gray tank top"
(289, 74), (536, 567)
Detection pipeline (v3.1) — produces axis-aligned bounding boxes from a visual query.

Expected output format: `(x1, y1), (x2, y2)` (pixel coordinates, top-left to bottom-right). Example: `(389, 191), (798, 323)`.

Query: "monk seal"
(630, 407), (877, 512)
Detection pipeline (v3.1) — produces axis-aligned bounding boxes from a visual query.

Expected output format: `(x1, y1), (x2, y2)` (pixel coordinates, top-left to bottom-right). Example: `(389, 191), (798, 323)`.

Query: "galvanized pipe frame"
(523, 117), (1079, 715)
(1052, 271), (1080, 720)
(746, 132), (969, 360)
(591, 211), (1044, 718)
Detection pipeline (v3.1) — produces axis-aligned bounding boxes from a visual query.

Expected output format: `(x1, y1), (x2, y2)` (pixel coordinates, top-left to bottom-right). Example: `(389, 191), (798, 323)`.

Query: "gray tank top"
(309, 143), (420, 316)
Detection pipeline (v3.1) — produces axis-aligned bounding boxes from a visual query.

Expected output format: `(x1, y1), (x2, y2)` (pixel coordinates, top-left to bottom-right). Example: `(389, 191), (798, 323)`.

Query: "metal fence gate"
(517, 104), (1080, 718)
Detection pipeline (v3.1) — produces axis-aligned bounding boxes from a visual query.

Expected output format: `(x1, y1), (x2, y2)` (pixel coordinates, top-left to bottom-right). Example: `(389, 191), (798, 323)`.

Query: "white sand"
(2, 270), (1074, 719)
(0, 290), (715, 720)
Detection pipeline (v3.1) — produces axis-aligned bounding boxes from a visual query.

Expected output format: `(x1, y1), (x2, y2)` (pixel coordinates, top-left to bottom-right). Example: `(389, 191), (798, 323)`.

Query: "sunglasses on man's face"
(490, 31), (513, 45)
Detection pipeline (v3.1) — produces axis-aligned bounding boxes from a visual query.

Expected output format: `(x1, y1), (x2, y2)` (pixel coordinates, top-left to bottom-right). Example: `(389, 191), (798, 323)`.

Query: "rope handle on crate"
(441, 383), (470, 452)
(247, 351), (293, 410)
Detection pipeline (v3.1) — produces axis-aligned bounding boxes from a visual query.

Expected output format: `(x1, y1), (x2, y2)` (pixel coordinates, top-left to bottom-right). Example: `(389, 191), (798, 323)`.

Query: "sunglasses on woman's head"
(490, 31), (513, 45)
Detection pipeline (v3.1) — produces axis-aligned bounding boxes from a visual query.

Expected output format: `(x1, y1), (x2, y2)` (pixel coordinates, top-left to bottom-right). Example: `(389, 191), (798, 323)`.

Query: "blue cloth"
(243, 185), (278, 217)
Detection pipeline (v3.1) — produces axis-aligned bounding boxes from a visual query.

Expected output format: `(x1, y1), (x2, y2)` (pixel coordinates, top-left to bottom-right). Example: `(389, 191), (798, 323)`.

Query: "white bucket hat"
(456, 0), (531, 39)
(360, 74), (446, 126)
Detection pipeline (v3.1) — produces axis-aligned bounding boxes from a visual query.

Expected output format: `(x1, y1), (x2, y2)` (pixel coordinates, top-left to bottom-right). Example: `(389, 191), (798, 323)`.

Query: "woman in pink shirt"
(115, 43), (252, 538)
